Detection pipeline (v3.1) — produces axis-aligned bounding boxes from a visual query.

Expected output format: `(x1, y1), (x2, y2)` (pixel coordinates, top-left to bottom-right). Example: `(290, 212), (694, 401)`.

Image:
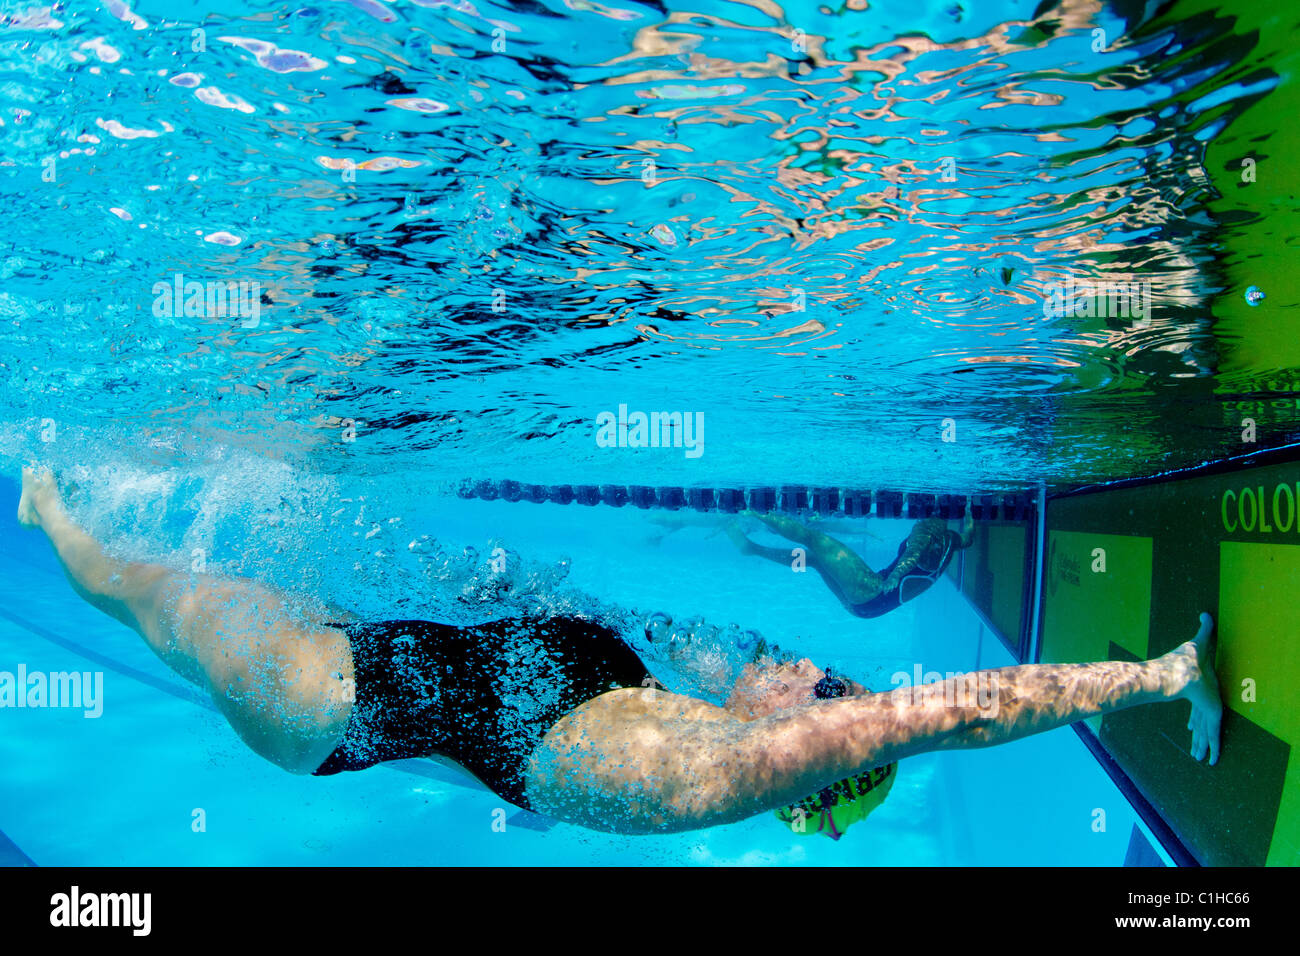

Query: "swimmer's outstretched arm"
(524, 616), (1222, 834)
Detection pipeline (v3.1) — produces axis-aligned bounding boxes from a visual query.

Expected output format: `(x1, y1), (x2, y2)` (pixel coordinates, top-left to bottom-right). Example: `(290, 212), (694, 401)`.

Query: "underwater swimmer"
(728, 510), (975, 618)
(17, 467), (1222, 835)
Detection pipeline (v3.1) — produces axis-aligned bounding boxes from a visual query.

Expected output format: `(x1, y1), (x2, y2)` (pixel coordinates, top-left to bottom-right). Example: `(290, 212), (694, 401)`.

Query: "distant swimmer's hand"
(959, 496), (975, 547)
(1180, 612), (1223, 766)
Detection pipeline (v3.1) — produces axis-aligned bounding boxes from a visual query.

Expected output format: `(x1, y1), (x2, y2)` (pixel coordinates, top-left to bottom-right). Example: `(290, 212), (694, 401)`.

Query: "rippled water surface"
(0, 0), (1295, 492)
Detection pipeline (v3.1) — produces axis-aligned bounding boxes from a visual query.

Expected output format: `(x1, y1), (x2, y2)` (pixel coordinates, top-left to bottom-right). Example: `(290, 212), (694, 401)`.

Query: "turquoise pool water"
(0, 0), (1287, 866)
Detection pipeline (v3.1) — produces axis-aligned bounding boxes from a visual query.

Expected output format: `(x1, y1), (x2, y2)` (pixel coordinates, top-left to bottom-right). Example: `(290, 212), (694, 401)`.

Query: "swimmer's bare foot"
(17, 466), (58, 529)
(1171, 612), (1223, 765)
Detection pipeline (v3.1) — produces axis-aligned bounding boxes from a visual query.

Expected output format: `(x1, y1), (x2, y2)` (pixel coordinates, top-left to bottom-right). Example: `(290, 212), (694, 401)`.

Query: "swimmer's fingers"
(1190, 717), (1208, 763)
(1206, 707), (1222, 766)
(1190, 611), (1221, 766)
(1188, 706), (1221, 766)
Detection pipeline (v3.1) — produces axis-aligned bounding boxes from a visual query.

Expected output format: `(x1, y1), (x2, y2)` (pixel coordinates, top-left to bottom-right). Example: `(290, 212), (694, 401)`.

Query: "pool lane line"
(455, 480), (1037, 521)
(0, 827), (36, 867)
(0, 606), (212, 710)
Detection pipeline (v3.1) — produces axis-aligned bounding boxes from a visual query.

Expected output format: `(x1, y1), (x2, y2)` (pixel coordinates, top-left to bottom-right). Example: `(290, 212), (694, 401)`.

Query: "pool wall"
(1042, 446), (1300, 865)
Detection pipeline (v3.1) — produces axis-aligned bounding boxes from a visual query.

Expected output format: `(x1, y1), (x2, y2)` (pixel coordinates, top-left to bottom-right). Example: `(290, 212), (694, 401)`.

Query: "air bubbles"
(1245, 285), (1265, 307)
(644, 611), (672, 643)
(667, 621), (695, 653)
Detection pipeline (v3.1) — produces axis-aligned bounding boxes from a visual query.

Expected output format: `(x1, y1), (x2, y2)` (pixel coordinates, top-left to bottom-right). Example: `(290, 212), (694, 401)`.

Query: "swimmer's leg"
(724, 519), (802, 566)
(18, 467), (172, 635)
(17, 467), (353, 772)
(742, 513), (885, 599)
(526, 614), (1221, 834)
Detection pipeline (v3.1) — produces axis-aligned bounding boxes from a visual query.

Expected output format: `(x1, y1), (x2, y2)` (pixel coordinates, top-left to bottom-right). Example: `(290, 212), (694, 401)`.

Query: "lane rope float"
(454, 480), (1037, 521)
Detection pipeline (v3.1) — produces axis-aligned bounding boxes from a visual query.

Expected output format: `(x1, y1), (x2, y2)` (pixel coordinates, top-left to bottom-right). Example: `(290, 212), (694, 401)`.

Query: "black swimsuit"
(847, 529), (962, 618)
(313, 616), (656, 810)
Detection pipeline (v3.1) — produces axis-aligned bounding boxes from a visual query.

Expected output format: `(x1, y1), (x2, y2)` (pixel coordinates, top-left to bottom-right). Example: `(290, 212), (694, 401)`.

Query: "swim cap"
(775, 763), (897, 840)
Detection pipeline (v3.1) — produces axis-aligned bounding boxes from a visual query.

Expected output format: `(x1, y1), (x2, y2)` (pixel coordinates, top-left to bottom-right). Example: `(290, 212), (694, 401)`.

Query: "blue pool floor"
(0, 487), (1168, 865)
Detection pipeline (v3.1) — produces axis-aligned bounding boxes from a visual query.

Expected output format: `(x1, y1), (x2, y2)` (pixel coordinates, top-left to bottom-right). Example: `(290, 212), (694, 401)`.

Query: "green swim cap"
(775, 763), (897, 840)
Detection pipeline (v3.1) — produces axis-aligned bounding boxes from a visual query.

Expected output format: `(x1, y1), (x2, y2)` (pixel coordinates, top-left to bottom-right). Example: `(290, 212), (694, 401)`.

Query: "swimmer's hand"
(1179, 612), (1223, 766)
(959, 506), (975, 548)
